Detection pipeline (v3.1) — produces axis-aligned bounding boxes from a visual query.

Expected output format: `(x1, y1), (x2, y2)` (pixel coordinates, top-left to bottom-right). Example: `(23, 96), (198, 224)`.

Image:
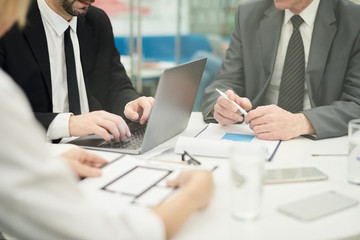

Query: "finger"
(237, 97), (252, 111)
(226, 90), (239, 104)
(252, 123), (270, 135)
(76, 163), (102, 178)
(166, 172), (187, 188)
(256, 132), (279, 141)
(96, 118), (121, 142)
(224, 89), (236, 99)
(124, 101), (140, 121)
(249, 115), (269, 127)
(214, 111), (240, 125)
(82, 151), (107, 167)
(139, 99), (152, 124)
(214, 102), (243, 123)
(166, 178), (180, 188)
(103, 115), (128, 141)
(245, 107), (266, 124)
(148, 97), (155, 106)
(125, 108), (139, 121)
(101, 112), (131, 140)
(218, 96), (239, 113)
(224, 90), (252, 110)
(114, 117), (130, 140)
(92, 125), (112, 142)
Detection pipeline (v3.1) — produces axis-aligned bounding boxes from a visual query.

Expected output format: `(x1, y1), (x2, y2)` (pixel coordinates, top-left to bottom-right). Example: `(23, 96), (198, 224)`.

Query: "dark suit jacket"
(202, 0), (360, 139)
(0, 0), (139, 130)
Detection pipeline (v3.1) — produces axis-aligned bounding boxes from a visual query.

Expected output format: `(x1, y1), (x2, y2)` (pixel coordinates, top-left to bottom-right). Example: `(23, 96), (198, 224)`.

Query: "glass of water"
(229, 143), (266, 220)
(348, 119), (360, 184)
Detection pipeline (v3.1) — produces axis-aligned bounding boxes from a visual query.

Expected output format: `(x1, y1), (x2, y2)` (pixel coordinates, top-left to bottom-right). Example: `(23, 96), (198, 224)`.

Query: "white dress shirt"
(38, 0), (89, 140)
(263, 0), (320, 110)
(0, 69), (165, 240)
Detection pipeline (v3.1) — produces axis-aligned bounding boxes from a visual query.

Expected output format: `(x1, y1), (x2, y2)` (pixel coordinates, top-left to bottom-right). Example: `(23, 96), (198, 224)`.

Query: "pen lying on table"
(311, 153), (348, 157)
(149, 158), (189, 165)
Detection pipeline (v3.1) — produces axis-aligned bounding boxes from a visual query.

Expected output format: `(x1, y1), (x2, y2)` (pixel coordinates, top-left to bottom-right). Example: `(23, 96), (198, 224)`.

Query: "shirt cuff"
(47, 113), (72, 140)
(204, 107), (217, 123)
(122, 206), (166, 240)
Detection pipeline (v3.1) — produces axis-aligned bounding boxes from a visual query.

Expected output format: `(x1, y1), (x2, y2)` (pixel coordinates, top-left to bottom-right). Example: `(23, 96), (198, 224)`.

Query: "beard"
(60, 0), (91, 17)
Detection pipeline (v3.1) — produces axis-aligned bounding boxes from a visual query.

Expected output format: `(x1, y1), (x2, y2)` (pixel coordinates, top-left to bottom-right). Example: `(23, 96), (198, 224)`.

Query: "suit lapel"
(307, 0), (337, 106)
(259, 6), (283, 83)
(24, 1), (52, 98)
(77, 15), (98, 110)
(77, 16), (96, 77)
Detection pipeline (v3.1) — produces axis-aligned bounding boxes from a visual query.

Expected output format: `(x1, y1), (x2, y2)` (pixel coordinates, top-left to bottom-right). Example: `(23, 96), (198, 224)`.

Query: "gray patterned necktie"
(278, 15), (305, 113)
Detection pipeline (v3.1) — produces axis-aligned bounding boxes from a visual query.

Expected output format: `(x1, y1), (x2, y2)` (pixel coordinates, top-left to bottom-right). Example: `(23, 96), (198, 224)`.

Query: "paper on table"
(175, 136), (233, 158)
(104, 166), (171, 196)
(79, 154), (181, 207)
(176, 123), (281, 161)
(87, 149), (123, 164)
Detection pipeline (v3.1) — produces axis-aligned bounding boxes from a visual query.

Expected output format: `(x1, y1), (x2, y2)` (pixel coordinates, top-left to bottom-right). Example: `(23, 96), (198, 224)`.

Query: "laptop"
(69, 58), (207, 154)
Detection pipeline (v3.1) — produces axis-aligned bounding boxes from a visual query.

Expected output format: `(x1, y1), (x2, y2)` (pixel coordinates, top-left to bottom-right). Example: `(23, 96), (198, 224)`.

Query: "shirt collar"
(37, 0), (78, 37)
(283, 0), (320, 28)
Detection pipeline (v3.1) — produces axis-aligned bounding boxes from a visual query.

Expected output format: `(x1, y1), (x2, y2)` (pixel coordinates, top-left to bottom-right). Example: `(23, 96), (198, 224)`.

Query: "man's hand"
(213, 90), (252, 125)
(245, 104), (315, 140)
(69, 110), (130, 142)
(167, 170), (214, 210)
(60, 148), (107, 178)
(124, 96), (154, 124)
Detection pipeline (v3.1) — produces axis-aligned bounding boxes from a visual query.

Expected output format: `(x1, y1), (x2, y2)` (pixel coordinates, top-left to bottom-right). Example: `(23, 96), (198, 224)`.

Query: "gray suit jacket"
(202, 0), (360, 139)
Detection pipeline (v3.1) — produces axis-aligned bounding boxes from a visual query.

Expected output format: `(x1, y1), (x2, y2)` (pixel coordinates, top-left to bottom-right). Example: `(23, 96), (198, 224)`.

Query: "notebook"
(69, 58), (207, 154)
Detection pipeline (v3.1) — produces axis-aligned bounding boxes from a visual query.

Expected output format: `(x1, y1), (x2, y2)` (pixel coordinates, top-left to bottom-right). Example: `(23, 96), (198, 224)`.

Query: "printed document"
(194, 123), (281, 161)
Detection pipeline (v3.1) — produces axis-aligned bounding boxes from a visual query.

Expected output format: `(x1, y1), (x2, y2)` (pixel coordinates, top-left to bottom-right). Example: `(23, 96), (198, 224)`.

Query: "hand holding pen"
(216, 89), (248, 116)
(213, 88), (252, 125)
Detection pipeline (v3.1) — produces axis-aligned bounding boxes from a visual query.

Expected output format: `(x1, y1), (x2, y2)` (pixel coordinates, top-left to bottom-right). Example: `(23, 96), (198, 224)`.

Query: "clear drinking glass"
(229, 143), (266, 220)
(348, 119), (360, 184)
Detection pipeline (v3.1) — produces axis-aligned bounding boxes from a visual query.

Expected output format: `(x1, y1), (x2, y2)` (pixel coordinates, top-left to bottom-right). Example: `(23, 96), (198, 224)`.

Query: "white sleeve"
(0, 71), (165, 240)
(47, 113), (72, 140)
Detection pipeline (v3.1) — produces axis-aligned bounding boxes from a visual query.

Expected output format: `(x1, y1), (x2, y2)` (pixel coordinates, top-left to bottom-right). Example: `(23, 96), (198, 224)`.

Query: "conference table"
(165, 112), (360, 240)
(79, 112), (360, 240)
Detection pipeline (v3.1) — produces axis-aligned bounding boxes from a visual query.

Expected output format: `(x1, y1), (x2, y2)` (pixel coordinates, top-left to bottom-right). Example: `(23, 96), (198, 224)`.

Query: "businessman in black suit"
(0, 0), (153, 142)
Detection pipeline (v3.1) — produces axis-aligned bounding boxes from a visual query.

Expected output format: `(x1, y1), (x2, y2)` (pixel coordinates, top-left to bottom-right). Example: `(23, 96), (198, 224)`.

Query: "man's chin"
(73, 7), (89, 16)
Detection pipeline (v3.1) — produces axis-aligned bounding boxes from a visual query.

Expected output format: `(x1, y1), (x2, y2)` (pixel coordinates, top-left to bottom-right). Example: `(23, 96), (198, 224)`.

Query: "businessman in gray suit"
(202, 0), (360, 140)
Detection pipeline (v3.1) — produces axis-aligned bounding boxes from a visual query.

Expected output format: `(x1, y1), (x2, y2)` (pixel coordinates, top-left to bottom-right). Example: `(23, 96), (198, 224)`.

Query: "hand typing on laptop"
(69, 96), (154, 143)
(69, 111), (131, 143)
(124, 96), (154, 124)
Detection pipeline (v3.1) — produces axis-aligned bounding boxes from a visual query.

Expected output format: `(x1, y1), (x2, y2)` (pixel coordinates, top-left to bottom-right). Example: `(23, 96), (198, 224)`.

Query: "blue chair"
(114, 34), (212, 63)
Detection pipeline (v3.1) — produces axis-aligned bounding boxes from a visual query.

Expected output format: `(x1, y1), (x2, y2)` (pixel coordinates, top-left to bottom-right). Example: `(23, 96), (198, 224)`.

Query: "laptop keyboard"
(99, 123), (146, 150)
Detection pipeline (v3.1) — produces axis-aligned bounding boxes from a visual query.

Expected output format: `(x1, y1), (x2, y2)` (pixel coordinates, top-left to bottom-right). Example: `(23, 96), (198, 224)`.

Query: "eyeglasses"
(181, 151), (201, 166)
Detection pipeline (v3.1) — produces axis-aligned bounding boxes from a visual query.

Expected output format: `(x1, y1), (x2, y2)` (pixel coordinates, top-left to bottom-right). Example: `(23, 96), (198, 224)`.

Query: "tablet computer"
(278, 191), (359, 221)
(264, 167), (328, 184)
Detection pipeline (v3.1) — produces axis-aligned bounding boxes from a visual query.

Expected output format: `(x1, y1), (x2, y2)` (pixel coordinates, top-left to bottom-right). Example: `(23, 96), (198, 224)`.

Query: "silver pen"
(215, 88), (248, 116)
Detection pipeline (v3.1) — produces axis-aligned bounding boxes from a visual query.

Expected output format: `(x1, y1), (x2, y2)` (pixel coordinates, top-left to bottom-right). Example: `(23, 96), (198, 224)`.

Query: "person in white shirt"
(0, 2), (214, 239)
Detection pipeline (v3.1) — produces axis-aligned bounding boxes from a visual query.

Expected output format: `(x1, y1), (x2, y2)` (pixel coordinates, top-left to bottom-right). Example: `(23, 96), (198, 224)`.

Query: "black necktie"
(278, 15), (305, 113)
(64, 27), (81, 115)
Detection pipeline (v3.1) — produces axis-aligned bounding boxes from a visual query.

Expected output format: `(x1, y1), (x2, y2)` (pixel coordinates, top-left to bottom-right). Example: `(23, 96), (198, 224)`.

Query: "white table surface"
(169, 112), (360, 240)
(60, 112), (360, 240)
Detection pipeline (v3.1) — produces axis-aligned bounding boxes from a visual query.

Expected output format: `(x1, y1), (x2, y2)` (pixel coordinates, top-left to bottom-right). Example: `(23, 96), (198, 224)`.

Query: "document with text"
(185, 123), (281, 161)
